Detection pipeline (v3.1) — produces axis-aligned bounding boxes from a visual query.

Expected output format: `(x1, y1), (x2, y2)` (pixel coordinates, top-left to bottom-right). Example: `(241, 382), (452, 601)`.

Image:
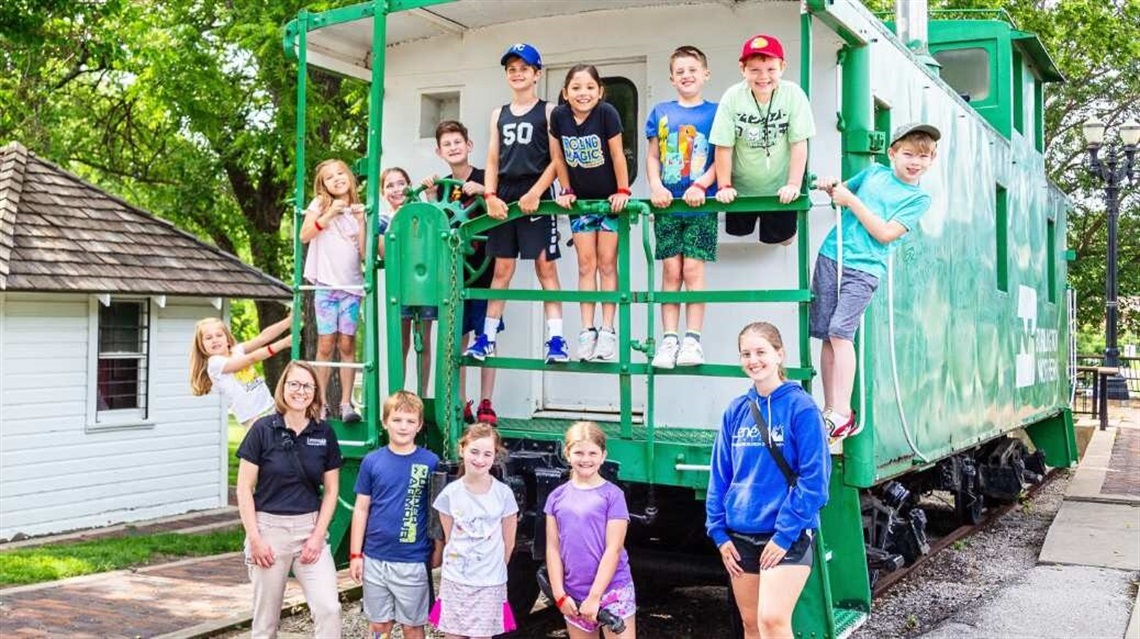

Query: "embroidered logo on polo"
(306, 437), (327, 446)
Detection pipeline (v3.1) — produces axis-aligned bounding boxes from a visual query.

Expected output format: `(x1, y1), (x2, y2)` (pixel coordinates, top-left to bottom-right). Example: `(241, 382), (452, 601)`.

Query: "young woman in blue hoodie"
(706, 322), (830, 638)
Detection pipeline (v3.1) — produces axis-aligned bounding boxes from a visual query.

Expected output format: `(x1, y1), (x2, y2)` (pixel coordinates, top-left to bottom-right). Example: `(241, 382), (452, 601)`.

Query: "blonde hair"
(312, 159), (361, 214)
(891, 132), (938, 154)
(273, 360), (324, 420)
(457, 422), (504, 476)
(564, 421), (607, 455)
(189, 317), (235, 396)
(382, 390), (424, 424)
(737, 321), (787, 380)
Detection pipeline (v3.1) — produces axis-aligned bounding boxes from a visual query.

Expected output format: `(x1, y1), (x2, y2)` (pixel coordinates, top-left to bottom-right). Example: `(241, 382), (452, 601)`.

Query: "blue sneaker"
(545, 336), (570, 364)
(465, 334), (496, 361)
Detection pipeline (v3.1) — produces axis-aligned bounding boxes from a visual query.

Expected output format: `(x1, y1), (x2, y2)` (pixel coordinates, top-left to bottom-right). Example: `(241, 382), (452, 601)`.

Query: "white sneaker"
(577, 328), (598, 361)
(675, 336), (705, 366)
(652, 337), (680, 369)
(593, 328), (617, 361)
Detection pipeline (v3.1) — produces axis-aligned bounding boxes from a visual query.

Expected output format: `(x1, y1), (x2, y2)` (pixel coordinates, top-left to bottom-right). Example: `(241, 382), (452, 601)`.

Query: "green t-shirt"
(709, 80), (815, 196)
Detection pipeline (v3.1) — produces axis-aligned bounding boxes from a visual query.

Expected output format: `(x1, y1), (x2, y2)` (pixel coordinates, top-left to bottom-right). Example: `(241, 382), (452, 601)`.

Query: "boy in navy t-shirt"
(348, 391), (440, 639)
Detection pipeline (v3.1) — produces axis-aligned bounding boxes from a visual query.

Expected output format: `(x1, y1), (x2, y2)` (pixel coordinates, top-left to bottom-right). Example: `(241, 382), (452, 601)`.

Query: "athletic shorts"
(570, 212), (619, 234)
(809, 254), (880, 341)
(462, 298), (505, 336)
(314, 289), (361, 336)
(725, 210), (798, 244)
(728, 529), (814, 573)
(655, 212), (718, 262)
(564, 582), (637, 633)
(362, 557), (432, 627)
(486, 177), (560, 260)
(401, 305), (438, 321)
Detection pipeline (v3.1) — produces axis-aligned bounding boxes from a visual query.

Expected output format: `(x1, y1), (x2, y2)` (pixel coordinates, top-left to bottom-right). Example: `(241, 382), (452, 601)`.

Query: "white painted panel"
(1, 484), (221, 535)
(0, 497), (223, 540)
(2, 431), (218, 465)
(0, 445), (221, 483)
(2, 457), (219, 497)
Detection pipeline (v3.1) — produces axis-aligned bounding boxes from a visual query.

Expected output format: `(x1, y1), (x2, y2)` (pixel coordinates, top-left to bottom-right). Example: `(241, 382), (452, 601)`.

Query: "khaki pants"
(247, 511), (341, 639)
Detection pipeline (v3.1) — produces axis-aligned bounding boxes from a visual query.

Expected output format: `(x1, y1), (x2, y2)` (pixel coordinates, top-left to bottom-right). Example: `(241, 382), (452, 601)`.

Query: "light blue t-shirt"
(818, 164), (931, 280)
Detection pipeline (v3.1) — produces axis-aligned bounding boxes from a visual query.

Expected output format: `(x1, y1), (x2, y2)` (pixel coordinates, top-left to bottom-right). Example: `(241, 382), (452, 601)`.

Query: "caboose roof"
(0, 142), (290, 299)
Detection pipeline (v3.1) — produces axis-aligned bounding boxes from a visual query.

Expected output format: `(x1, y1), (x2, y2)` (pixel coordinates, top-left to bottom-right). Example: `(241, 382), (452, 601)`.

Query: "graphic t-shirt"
(433, 167), (493, 289)
(433, 478), (519, 586)
(207, 344), (274, 423)
(549, 101), (624, 199)
(354, 446), (440, 563)
(709, 80), (815, 196)
(543, 480), (633, 601)
(818, 163), (932, 280)
(645, 99), (719, 201)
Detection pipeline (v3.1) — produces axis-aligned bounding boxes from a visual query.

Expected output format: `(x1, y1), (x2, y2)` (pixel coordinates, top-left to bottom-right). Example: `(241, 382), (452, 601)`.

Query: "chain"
(441, 227), (463, 461)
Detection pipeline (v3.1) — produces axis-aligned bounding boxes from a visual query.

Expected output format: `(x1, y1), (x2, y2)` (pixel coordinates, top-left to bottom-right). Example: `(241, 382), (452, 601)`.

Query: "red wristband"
(314, 220), (324, 231)
(350, 552), (363, 560)
(266, 344), (276, 356)
(616, 187), (632, 196)
(690, 183), (707, 192)
(556, 594), (569, 609)
(485, 191), (498, 200)
(561, 186), (575, 197)
(722, 184), (733, 190)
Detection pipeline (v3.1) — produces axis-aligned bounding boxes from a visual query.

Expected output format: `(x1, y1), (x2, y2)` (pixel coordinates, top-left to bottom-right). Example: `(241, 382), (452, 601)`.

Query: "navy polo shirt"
(236, 413), (344, 515)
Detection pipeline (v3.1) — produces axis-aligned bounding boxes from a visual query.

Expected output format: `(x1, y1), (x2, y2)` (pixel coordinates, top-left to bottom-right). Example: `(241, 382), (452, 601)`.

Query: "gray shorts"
(809, 254), (879, 341)
(362, 557), (431, 627)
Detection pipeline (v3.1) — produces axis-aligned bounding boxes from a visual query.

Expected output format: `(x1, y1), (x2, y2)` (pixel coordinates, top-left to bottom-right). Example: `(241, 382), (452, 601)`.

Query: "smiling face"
(282, 366), (317, 414)
(319, 162), (352, 199)
(384, 408), (422, 450)
(740, 54), (785, 100)
(436, 131), (472, 167)
(462, 435), (497, 479)
(198, 320), (232, 357)
(888, 140), (937, 185)
(504, 58), (540, 93)
(739, 331), (784, 390)
(562, 70), (602, 116)
(669, 55), (710, 101)
(567, 439), (606, 482)
(382, 170), (409, 210)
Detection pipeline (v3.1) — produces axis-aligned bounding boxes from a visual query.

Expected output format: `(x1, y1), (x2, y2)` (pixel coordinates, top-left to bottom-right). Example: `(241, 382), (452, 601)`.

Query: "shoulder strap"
(748, 400), (797, 488)
(279, 416), (323, 500)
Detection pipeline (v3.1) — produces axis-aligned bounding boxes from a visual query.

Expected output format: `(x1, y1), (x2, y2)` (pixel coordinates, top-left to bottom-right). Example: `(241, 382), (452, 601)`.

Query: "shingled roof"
(0, 142), (290, 299)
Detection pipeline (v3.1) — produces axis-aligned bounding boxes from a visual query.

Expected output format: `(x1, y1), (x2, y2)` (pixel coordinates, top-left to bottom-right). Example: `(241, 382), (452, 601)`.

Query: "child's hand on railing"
(519, 190), (541, 213)
(650, 184), (673, 208)
(777, 183), (801, 204)
(716, 185), (738, 204)
(683, 185), (706, 208)
(608, 191), (629, 212)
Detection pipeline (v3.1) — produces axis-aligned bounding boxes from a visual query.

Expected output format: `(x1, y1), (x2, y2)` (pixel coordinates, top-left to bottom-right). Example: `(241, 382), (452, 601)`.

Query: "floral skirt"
(429, 578), (516, 636)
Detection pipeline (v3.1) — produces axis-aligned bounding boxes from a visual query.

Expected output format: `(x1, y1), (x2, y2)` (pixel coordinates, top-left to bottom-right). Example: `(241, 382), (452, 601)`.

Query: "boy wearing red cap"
(710, 34), (815, 245)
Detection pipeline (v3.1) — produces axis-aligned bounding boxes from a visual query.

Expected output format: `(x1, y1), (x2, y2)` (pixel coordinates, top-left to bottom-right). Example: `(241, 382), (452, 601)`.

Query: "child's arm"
(579, 518), (629, 623)
(545, 514), (579, 617)
(606, 132), (630, 213)
(831, 185), (910, 244)
(241, 314), (292, 352)
(713, 145), (737, 204)
(502, 512), (518, 566)
(484, 108), (507, 220)
(645, 136), (673, 209)
(421, 174), (440, 202)
(549, 132), (575, 209)
(301, 468), (339, 565)
(220, 333), (291, 375)
(777, 140), (808, 204)
(348, 493), (370, 583)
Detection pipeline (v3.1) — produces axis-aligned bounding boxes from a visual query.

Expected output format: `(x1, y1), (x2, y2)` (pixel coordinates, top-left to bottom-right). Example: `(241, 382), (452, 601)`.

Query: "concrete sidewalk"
(921, 414), (1140, 639)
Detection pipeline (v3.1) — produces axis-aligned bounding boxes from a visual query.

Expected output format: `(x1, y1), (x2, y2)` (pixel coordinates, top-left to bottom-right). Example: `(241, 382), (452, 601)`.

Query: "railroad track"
(871, 469), (1061, 598)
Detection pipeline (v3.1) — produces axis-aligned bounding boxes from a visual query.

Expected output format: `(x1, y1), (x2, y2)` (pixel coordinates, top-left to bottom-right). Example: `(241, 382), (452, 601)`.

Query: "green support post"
(289, 11), (309, 357)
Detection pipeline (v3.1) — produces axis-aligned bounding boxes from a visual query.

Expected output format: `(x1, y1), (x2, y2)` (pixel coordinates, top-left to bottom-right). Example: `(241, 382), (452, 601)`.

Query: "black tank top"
(496, 99), (550, 180)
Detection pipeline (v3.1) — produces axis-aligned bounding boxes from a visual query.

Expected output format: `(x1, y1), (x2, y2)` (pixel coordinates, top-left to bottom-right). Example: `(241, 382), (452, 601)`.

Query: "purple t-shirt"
(543, 480), (632, 600)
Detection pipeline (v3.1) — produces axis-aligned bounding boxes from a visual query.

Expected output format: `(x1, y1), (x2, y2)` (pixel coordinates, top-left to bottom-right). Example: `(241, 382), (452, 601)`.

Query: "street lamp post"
(1082, 117), (1139, 400)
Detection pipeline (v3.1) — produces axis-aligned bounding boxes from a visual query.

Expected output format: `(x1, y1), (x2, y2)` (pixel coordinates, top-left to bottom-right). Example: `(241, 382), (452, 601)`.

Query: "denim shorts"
(809, 254), (879, 341)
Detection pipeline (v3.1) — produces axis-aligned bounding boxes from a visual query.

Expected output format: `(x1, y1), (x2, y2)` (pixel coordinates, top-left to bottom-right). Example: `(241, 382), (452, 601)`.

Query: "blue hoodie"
(705, 382), (831, 550)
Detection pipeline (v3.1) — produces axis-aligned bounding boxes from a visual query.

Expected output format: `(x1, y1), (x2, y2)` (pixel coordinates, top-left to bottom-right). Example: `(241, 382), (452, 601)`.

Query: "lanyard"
(750, 87), (778, 161)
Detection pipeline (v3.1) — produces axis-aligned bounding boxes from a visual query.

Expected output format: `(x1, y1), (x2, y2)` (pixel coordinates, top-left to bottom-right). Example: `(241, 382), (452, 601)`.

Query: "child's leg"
(829, 337), (856, 416)
(419, 319), (434, 393)
(820, 340), (836, 410)
(370, 621), (394, 638)
(401, 318), (412, 360)
(756, 565), (812, 638)
(337, 333), (356, 406)
(534, 252), (564, 336)
(400, 624), (426, 639)
(481, 366), (496, 403)
(574, 231), (599, 328)
(486, 257), (516, 325)
(596, 230), (619, 329)
(681, 257), (708, 332)
(566, 624), (602, 639)
(459, 333), (470, 400)
(603, 617), (637, 639)
(660, 255), (683, 334)
(313, 291), (338, 401)
(315, 334), (335, 398)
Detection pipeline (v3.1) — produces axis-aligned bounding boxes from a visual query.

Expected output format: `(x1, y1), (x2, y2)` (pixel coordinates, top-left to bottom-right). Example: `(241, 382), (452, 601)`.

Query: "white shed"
(0, 142), (290, 540)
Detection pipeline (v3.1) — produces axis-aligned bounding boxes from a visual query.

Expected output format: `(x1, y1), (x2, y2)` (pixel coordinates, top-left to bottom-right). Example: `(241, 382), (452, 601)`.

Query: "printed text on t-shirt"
(561, 135), (605, 169)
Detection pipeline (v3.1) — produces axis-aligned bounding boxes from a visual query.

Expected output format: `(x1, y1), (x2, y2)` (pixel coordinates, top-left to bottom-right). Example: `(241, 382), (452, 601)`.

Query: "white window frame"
(86, 296), (156, 430)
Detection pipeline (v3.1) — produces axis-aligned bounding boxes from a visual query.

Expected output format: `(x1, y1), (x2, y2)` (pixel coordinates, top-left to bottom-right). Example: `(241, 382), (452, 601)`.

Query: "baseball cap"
(500, 43), (542, 69)
(890, 123), (942, 146)
(739, 34), (785, 62)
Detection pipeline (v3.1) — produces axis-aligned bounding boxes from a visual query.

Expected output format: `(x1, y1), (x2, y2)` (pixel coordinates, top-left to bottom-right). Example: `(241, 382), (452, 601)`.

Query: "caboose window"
(934, 48), (991, 102)
(602, 76), (639, 184)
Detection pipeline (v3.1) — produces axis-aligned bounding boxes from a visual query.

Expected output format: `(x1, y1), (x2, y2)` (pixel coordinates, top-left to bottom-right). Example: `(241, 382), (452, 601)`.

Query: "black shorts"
(487, 176), (560, 260)
(725, 211), (798, 244)
(728, 530), (814, 573)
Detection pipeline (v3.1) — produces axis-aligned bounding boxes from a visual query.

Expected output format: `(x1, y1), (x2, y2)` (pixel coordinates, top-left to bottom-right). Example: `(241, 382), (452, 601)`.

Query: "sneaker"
(545, 336), (570, 364)
(577, 328), (599, 361)
(652, 337), (680, 369)
(826, 410), (861, 442)
(340, 403), (362, 423)
(465, 333), (496, 360)
(463, 399), (476, 425)
(675, 336), (705, 366)
(593, 328), (617, 361)
(476, 399), (498, 426)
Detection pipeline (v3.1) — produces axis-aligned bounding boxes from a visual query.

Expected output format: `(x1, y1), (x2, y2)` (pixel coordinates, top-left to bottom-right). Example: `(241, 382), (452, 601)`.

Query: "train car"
(282, 1), (1077, 636)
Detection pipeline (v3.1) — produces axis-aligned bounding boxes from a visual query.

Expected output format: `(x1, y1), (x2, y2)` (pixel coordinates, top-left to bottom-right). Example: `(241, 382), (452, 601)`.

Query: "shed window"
(602, 76), (639, 184)
(934, 47), (991, 102)
(93, 299), (152, 425)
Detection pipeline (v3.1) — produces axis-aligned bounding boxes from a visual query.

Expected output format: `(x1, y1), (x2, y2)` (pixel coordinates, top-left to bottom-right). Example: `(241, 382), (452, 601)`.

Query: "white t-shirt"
(207, 344), (274, 424)
(433, 478), (519, 587)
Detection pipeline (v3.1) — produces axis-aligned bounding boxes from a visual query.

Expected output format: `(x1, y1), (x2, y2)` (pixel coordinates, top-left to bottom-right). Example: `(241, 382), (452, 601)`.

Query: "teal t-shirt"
(818, 164), (932, 280)
(708, 80), (815, 196)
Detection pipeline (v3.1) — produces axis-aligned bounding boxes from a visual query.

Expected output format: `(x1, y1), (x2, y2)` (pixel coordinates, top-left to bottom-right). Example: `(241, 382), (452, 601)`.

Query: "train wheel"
(954, 474), (985, 525)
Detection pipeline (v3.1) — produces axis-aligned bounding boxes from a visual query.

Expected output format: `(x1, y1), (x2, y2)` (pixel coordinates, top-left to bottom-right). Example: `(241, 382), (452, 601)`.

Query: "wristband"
(561, 186), (575, 197)
(616, 187), (632, 196)
(485, 191), (498, 200)
(350, 552), (363, 560)
(690, 183), (707, 193)
(722, 184), (733, 190)
(556, 594), (569, 609)
(314, 220), (324, 231)
(266, 344), (276, 356)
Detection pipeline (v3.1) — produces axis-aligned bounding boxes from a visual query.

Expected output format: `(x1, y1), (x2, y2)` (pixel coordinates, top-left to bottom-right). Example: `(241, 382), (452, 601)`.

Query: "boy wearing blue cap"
(811, 123), (940, 442)
(466, 43), (569, 365)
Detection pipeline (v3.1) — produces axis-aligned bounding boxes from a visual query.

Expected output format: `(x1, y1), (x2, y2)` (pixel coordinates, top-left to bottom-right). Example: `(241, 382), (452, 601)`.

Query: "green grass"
(0, 527), (245, 586)
(229, 416), (244, 486)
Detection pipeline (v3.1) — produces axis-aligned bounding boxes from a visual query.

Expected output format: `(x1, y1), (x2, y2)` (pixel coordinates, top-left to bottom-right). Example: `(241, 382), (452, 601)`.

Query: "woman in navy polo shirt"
(236, 360), (344, 638)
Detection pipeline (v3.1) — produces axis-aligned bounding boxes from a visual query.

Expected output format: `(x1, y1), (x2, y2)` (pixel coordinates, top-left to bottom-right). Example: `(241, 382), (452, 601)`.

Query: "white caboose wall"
(0, 292), (228, 540)
(375, 3), (844, 427)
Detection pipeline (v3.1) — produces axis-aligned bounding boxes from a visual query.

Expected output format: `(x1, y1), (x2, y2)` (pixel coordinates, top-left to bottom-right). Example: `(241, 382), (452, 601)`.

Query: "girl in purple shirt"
(544, 421), (636, 638)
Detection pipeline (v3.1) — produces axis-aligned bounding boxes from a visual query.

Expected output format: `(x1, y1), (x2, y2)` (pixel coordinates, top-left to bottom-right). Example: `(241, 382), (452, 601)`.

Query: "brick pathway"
(0, 553), (356, 638)
(1102, 426), (1140, 497)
